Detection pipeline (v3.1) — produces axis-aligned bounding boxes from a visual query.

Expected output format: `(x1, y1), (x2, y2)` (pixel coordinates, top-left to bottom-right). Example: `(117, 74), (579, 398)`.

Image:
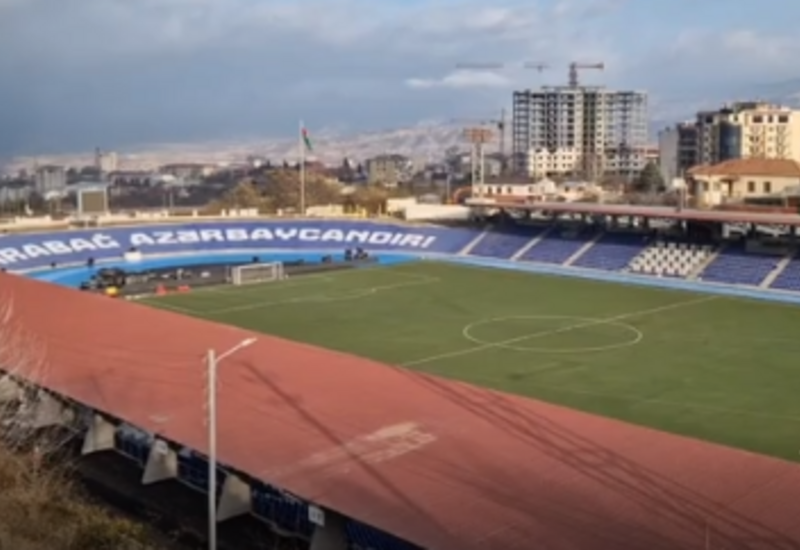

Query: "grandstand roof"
(5, 272), (800, 549)
(472, 200), (800, 226)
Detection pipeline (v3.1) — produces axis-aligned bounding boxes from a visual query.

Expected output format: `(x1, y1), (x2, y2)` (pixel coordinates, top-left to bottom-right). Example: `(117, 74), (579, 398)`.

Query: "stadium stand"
(769, 254), (800, 291)
(627, 241), (714, 277)
(114, 424), (152, 466)
(115, 413), (415, 550)
(518, 225), (598, 264)
(466, 224), (545, 260)
(571, 232), (650, 271)
(698, 244), (783, 286)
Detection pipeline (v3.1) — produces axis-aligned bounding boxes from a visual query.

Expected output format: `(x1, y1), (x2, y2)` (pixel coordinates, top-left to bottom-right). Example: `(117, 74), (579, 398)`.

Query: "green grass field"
(141, 261), (800, 462)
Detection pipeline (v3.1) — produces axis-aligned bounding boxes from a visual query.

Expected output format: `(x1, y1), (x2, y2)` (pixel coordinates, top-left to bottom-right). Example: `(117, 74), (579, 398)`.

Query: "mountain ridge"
(1, 120), (670, 174)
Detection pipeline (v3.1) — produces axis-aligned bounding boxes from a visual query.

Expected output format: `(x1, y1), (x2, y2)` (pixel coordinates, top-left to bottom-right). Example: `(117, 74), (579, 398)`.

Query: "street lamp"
(206, 337), (257, 550)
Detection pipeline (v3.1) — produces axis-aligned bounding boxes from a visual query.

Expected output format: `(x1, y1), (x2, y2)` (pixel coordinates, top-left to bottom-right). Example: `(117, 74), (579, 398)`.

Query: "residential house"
(687, 158), (800, 207)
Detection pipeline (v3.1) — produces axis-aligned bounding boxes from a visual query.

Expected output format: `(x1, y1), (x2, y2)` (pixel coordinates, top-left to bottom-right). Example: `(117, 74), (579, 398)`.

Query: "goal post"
(229, 262), (286, 286)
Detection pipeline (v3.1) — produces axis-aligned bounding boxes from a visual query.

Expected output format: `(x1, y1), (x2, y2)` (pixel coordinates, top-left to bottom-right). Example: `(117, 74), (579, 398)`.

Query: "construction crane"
(522, 62), (549, 72)
(450, 108), (507, 161)
(568, 62), (604, 87)
(455, 61), (549, 73)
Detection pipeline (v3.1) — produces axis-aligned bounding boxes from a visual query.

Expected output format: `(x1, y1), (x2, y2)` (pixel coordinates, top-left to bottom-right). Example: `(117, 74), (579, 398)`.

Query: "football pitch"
(140, 261), (800, 462)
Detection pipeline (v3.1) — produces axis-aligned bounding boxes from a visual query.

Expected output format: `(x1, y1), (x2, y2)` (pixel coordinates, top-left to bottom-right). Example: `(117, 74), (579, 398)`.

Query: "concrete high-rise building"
(34, 165), (67, 195)
(695, 102), (800, 164)
(512, 86), (648, 180)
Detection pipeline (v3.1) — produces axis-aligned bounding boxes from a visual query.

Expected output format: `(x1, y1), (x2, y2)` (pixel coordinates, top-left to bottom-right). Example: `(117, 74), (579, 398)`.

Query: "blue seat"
(573, 233), (649, 271)
(469, 225), (545, 260)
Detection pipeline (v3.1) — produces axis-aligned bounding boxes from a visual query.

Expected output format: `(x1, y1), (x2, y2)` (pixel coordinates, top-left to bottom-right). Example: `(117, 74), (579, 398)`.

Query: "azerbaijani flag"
(301, 125), (313, 152)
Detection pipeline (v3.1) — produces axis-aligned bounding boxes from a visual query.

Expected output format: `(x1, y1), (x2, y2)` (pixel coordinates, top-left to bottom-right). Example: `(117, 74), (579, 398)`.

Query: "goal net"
(230, 262), (286, 286)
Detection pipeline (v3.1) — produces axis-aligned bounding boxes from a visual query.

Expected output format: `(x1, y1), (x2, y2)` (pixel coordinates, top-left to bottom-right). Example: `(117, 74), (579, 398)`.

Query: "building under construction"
(512, 63), (648, 181)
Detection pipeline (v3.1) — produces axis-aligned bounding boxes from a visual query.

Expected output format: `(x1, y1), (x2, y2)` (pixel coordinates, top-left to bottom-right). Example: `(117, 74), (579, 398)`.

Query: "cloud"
(2, 0), (611, 154)
(1, 0), (798, 157)
(406, 70), (511, 90)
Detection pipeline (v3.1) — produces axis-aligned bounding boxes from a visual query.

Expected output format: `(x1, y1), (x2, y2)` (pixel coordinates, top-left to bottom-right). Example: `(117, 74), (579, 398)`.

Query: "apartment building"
(695, 102), (800, 164)
(657, 122), (698, 185)
(512, 86), (648, 180)
(659, 102), (800, 187)
(34, 165), (67, 196)
(365, 154), (414, 187)
(95, 148), (118, 173)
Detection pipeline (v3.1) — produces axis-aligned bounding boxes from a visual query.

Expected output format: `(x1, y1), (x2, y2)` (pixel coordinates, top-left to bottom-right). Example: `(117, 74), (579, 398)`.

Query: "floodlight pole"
(207, 347), (218, 550)
(206, 337), (257, 550)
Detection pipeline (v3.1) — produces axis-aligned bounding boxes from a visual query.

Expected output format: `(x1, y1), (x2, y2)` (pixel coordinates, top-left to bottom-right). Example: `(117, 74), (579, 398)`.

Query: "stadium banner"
(0, 221), (480, 270)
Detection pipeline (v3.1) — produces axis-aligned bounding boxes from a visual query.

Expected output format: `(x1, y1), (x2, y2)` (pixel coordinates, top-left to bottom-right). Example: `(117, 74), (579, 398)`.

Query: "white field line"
(422, 368), (800, 424)
(518, 383), (800, 424)
(157, 269), (349, 297)
(144, 301), (200, 315)
(140, 263), (434, 315)
(400, 294), (720, 367)
(184, 273), (337, 296)
(196, 260), (427, 295)
(206, 273), (440, 315)
(147, 261), (428, 298)
(138, 271), (343, 314)
(143, 274), (382, 314)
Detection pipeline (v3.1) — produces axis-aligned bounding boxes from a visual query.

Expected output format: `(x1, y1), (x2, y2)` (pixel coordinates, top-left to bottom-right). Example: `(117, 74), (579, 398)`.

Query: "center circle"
(462, 315), (643, 353)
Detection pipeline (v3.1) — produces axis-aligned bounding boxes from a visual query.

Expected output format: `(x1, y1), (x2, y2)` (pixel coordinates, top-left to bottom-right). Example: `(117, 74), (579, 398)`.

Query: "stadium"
(2, 202), (800, 550)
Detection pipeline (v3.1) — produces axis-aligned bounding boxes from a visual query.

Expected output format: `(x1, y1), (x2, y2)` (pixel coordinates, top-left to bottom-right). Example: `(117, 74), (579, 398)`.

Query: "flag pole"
(299, 120), (306, 215)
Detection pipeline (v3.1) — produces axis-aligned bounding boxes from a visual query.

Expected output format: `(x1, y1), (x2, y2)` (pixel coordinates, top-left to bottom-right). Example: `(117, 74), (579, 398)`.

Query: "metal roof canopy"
(6, 272), (800, 549)
(468, 200), (800, 226)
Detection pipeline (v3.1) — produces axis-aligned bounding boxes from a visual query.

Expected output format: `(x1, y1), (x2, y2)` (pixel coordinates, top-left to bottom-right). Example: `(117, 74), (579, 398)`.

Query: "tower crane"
(522, 62), (549, 72)
(450, 108), (507, 161)
(448, 62), (550, 174)
(455, 61), (548, 72)
(568, 62), (604, 87)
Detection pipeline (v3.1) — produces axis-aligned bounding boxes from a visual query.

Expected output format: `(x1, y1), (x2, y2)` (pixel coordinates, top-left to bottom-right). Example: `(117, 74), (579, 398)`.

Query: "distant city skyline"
(2, 0), (800, 157)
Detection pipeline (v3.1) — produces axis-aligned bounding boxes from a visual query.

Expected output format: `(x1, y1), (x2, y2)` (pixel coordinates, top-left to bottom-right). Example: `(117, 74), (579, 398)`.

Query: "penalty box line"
(205, 272), (441, 315)
(141, 262), (428, 309)
(400, 294), (721, 367)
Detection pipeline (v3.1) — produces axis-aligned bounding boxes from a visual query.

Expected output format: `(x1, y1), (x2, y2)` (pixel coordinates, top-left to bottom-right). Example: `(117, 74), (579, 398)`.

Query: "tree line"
(207, 169), (413, 214)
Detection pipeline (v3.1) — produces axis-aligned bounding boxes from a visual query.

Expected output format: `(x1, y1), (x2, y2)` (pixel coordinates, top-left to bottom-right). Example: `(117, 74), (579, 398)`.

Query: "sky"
(1, 0), (800, 156)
